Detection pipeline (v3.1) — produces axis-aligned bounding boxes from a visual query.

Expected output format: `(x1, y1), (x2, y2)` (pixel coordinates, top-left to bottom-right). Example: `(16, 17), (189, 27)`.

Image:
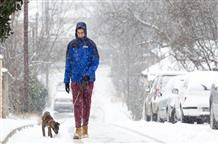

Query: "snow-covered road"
(6, 65), (218, 144)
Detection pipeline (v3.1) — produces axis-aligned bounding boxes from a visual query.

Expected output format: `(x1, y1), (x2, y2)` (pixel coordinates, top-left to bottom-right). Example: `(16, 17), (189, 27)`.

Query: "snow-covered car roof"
(185, 71), (218, 91)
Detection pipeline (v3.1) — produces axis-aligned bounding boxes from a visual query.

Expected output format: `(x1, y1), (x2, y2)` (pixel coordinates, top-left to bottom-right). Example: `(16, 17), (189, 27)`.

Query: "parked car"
(53, 82), (73, 113)
(210, 81), (218, 129)
(179, 71), (218, 124)
(144, 72), (185, 121)
(157, 74), (186, 123)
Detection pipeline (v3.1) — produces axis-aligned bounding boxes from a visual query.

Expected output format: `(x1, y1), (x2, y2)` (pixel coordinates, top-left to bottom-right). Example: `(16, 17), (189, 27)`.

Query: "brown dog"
(42, 111), (60, 138)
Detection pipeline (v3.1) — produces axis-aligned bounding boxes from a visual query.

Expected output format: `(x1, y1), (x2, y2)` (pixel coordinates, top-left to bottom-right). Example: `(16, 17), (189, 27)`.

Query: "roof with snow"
(141, 56), (187, 81)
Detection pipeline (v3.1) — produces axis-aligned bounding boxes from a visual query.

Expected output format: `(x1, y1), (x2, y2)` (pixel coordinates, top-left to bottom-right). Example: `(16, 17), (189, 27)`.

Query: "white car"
(53, 83), (73, 113)
(179, 71), (218, 124)
(157, 74), (186, 123)
(144, 72), (185, 121)
(54, 96), (73, 112)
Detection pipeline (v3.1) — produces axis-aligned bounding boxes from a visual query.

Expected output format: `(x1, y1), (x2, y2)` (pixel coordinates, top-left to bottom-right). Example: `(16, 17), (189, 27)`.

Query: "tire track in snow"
(111, 124), (166, 144)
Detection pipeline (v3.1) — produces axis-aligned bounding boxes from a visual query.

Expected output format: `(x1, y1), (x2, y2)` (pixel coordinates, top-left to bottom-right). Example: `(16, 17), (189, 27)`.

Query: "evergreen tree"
(0, 0), (23, 42)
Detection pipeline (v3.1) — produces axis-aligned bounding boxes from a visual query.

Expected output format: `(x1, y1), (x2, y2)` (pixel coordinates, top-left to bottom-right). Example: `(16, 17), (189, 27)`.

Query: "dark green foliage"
(28, 74), (48, 114)
(0, 0), (23, 42)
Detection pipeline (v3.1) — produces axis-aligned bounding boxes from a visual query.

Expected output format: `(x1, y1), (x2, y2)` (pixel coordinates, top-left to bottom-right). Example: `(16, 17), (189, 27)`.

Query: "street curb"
(1, 124), (34, 144)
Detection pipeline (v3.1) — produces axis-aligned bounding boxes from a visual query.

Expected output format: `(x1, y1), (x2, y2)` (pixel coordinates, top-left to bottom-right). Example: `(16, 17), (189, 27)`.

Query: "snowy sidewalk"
(4, 65), (218, 144)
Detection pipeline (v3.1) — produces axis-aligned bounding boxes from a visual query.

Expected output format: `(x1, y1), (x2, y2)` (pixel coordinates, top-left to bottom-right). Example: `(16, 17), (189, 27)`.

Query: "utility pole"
(0, 55), (3, 118)
(23, 0), (29, 112)
(45, 1), (49, 90)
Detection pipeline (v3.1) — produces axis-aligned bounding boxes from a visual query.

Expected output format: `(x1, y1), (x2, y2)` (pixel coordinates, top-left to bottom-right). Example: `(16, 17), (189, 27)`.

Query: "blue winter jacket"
(64, 22), (99, 83)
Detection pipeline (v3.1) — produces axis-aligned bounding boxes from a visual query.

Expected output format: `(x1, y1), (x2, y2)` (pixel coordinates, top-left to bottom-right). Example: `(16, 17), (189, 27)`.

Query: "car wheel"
(182, 116), (194, 124)
(169, 107), (177, 124)
(181, 115), (187, 123)
(180, 106), (193, 124)
(146, 115), (151, 121)
(152, 113), (157, 122)
(157, 111), (164, 123)
(210, 107), (218, 129)
(196, 119), (204, 124)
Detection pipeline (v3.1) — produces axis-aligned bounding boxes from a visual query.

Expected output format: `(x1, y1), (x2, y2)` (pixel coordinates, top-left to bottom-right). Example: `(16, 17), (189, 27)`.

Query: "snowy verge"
(0, 118), (37, 144)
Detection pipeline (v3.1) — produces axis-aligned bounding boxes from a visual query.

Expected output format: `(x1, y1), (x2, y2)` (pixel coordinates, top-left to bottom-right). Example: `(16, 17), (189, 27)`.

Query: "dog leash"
(73, 91), (80, 106)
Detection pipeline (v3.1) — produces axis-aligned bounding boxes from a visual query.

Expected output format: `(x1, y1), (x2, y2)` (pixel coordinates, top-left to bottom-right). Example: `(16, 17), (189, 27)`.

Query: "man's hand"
(65, 83), (70, 93)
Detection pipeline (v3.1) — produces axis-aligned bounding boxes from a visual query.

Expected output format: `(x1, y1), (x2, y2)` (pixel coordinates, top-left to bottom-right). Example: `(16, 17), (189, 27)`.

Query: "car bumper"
(183, 107), (209, 116)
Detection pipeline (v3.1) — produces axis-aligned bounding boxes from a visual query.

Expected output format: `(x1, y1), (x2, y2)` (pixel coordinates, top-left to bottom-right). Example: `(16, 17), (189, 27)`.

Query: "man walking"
(64, 22), (99, 139)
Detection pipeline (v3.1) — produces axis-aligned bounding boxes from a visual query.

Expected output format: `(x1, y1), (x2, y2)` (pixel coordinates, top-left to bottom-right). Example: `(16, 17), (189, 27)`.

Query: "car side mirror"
(172, 88), (179, 94)
(159, 92), (162, 97)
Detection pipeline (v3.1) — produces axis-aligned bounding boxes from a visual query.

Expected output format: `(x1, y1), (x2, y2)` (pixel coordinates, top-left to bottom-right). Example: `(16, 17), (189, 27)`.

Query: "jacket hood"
(75, 22), (87, 39)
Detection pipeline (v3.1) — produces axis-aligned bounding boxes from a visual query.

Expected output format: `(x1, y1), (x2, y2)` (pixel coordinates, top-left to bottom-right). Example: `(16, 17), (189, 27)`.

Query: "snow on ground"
(5, 65), (218, 144)
(90, 65), (130, 124)
(114, 121), (218, 144)
(0, 118), (37, 142)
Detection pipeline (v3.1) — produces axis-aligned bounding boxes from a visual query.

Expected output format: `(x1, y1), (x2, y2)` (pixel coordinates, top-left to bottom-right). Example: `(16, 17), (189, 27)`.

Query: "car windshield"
(162, 76), (185, 94)
(160, 76), (176, 93)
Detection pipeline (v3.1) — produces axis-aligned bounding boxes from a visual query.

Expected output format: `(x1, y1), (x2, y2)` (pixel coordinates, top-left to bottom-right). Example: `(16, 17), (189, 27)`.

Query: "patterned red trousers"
(71, 82), (94, 128)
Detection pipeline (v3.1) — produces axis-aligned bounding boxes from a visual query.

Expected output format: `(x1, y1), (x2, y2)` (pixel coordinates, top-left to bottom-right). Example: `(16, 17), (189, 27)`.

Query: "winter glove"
(65, 83), (70, 93)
